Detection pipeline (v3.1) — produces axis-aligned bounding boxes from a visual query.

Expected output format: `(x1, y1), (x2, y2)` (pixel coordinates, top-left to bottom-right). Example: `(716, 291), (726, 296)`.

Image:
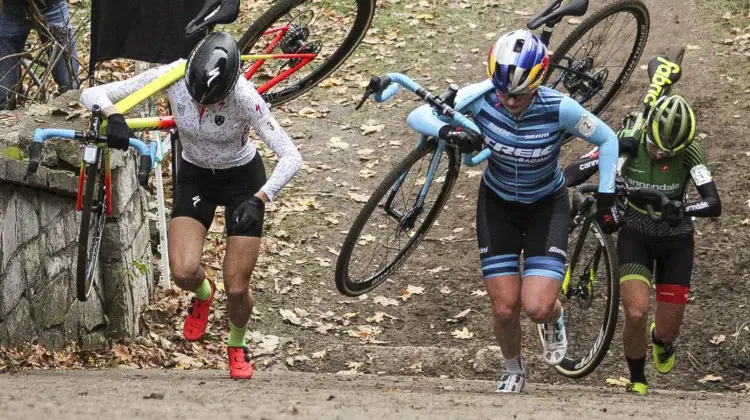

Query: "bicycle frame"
(117, 24), (318, 131)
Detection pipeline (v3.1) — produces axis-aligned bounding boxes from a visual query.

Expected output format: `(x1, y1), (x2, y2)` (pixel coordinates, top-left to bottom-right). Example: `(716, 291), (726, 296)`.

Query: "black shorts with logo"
(171, 154), (267, 237)
(617, 226), (693, 304)
(476, 179), (570, 281)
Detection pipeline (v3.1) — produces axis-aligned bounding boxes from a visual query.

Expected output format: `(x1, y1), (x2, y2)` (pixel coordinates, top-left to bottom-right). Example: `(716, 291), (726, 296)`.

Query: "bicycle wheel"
(540, 212), (619, 379)
(76, 153), (107, 302)
(545, 0), (650, 118)
(335, 139), (460, 297)
(238, 0), (375, 106)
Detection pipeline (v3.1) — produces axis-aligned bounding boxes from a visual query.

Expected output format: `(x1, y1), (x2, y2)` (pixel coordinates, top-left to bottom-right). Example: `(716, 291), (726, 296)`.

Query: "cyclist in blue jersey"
(406, 29), (621, 393)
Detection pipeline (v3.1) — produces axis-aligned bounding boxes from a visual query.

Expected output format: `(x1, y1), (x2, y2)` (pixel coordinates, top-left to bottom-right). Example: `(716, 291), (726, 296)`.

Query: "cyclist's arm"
(682, 144), (721, 217)
(563, 134), (636, 187)
(80, 60), (183, 115)
(241, 81), (302, 202)
(405, 83), (486, 137)
(558, 96), (619, 193)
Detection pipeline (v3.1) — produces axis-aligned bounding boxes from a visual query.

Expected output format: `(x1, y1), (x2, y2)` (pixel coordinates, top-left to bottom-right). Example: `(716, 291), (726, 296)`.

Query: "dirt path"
(0, 369), (748, 419)
(209, 0), (748, 392)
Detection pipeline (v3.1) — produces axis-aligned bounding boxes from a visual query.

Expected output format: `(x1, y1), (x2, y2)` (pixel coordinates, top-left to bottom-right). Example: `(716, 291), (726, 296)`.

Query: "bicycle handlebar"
(576, 184), (671, 222)
(27, 128), (157, 187)
(358, 72), (492, 167)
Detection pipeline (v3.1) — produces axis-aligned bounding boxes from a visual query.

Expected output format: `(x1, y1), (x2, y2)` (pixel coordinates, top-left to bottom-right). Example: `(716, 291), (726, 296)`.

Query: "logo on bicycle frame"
(215, 115), (225, 126)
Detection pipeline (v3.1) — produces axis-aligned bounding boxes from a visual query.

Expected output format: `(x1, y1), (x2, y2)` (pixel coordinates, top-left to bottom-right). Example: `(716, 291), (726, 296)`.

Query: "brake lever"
(355, 89), (374, 111)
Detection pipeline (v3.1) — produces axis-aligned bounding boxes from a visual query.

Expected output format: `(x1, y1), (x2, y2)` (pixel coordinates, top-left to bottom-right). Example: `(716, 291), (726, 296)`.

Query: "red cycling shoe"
(227, 347), (254, 379)
(183, 280), (215, 342)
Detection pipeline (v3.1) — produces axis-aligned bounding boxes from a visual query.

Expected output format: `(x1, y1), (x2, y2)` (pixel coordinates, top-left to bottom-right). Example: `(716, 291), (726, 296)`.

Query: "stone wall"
(0, 93), (154, 349)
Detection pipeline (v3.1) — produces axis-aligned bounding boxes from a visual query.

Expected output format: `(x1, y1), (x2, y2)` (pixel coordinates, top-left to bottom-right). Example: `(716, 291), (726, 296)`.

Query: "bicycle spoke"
(346, 150), (451, 285)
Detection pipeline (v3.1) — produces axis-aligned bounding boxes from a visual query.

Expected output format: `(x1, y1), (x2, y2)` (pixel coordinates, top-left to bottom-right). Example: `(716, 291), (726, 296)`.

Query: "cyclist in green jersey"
(564, 95), (721, 395)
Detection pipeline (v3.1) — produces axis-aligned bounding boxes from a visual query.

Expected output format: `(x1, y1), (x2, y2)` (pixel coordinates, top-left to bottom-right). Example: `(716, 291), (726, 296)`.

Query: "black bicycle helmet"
(184, 31), (241, 105)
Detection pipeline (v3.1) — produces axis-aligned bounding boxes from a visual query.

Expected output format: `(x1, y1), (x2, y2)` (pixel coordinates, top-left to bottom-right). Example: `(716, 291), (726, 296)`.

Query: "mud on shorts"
(476, 180), (571, 281)
(171, 153), (267, 237)
(617, 226), (693, 304)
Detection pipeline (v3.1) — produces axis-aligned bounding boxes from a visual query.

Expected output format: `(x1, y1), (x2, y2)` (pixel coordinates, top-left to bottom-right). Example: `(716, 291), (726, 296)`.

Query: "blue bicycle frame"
(367, 72), (492, 213)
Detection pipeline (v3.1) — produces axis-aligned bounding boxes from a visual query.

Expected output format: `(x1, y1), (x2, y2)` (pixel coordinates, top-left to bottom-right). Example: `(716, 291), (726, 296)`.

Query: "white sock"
(506, 354), (524, 374)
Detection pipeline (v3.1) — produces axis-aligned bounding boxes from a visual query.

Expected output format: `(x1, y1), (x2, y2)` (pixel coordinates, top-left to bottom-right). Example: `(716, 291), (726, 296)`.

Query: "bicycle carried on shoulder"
(23, 0), (377, 301)
(334, 0), (650, 296)
(548, 46), (686, 378)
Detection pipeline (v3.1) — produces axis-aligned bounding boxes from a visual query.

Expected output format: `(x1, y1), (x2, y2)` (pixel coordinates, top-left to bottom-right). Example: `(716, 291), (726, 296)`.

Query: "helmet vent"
(513, 39), (525, 53)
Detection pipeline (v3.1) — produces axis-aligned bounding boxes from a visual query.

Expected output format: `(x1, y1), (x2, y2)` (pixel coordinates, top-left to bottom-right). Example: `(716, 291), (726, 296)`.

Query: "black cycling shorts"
(476, 180), (570, 281)
(171, 154), (267, 237)
(617, 226), (693, 304)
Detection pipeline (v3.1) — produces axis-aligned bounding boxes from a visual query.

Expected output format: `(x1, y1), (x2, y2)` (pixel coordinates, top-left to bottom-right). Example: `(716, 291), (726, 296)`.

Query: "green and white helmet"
(645, 95), (696, 153)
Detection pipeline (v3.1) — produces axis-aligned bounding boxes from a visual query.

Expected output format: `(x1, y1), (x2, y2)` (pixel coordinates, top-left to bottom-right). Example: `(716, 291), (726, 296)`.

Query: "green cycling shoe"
(651, 322), (675, 374)
(626, 382), (648, 395)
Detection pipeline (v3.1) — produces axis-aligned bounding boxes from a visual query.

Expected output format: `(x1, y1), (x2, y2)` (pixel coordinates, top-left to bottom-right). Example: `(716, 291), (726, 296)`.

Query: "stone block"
(22, 240), (42, 290)
(15, 192), (39, 245)
(0, 256), (25, 318)
(5, 298), (35, 346)
(39, 192), (66, 228)
(81, 289), (106, 332)
(38, 329), (66, 349)
(4, 158), (30, 184)
(46, 169), (78, 196)
(45, 218), (67, 254)
(0, 156), (6, 179)
(44, 250), (72, 283)
(32, 272), (71, 329)
(1, 193), (17, 271)
(109, 155), (139, 218)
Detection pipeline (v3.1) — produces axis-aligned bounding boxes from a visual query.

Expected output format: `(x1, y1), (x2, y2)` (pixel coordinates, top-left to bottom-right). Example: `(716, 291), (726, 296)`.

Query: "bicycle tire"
(76, 156), (106, 302)
(335, 140), (460, 297)
(238, 0), (376, 106)
(544, 220), (619, 379)
(547, 0), (650, 118)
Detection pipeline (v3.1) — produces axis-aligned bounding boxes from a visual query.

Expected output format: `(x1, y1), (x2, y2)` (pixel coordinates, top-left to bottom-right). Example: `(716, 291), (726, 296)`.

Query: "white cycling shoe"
(539, 310), (568, 366)
(496, 372), (525, 393)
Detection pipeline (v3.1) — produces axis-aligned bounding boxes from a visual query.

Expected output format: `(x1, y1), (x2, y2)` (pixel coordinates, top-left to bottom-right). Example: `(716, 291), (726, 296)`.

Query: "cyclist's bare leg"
(168, 217), (207, 291)
(621, 279), (651, 358)
(520, 276), (562, 323)
(485, 274), (522, 358)
(223, 236), (261, 328)
(654, 302), (685, 344)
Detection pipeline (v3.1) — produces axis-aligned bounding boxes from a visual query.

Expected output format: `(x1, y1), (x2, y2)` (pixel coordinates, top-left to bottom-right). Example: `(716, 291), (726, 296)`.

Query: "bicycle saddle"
(185, 0), (240, 36)
(527, 0), (589, 30)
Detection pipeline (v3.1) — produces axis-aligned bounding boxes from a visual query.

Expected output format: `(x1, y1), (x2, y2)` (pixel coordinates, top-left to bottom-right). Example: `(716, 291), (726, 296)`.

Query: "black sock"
(626, 356), (647, 384)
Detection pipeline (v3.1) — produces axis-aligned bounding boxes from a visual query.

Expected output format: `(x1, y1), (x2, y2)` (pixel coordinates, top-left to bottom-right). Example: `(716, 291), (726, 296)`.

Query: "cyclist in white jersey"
(80, 32), (302, 379)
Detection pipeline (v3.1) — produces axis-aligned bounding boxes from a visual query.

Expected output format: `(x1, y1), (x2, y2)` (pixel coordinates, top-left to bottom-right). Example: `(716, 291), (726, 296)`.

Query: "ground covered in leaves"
(2, 0), (749, 395)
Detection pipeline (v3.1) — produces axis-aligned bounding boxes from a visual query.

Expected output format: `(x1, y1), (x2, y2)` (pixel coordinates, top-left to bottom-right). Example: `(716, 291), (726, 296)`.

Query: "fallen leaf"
(279, 308), (302, 325)
(373, 296), (400, 307)
(451, 327), (474, 339)
(401, 285), (425, 301)
(453, 308), (471, 320)
(348, 192), (370, 203)
(367, 312), (397, 323)
(466, 170), (482, 178)
(605, 377), (630, 387)
(298, 107), (322, 118)
(471, 289), (488, 297)
(360, 122), (385, 135)
(709, 334), (726, 345)
(440, 286), (453, 295)
(686, 44), (701, 50)
(698, 374), (723, 384)
(568, 17), (582, 24)
(255, 335), (280, 355)
(311, 350), (327, 359)
(113, 345), (132, 363)
(328, 137), (350, 150)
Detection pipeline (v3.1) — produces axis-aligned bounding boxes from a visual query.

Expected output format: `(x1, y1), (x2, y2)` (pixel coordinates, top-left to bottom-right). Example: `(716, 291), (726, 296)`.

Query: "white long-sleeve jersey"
(80, 60), (301, 201)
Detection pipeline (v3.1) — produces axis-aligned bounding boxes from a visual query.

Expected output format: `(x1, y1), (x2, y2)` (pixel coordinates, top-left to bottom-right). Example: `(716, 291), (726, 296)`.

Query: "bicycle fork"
(562, 196), (601, 308)
(383, 137), (446, 232)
